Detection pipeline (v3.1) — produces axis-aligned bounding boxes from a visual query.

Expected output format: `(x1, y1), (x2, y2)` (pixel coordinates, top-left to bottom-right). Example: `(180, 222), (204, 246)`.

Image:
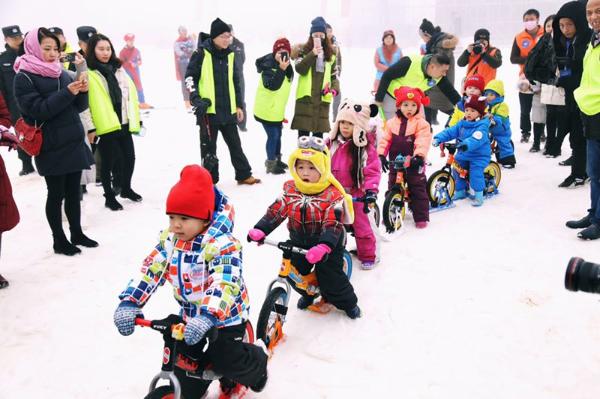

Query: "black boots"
(566, 213), (592, 229)
(53, 235), (81, 256)
(265, 160), (286, 175)
(71, 231), (99, 248)
(578, 224), (600, 240)
(530, 123), (544, 152)
(297, 295), (315, 310)
(558, 175), (587, 188)
(120, 189), (143, 202)
(104, 193), (123, 211)
(276, 154), (288, 170)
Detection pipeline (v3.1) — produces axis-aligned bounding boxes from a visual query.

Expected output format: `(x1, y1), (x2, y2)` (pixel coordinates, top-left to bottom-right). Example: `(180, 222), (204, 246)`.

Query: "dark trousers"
(387, 167), (429, 222)
(44, 171), (83, 241)
(291, 237), (358, 311)
(199, 120), (252, 183)
(519, 92), (534, 135)
(17, 147), (33, 170)
(582, 113), (600, 224)
(556, 106), (587, 178)
(298, 130), (323, 138)
(97, 127), (135, 196)
(174, 322), (268, 398)
(545, 105), (560, 154)
(261, 123), (282, 161)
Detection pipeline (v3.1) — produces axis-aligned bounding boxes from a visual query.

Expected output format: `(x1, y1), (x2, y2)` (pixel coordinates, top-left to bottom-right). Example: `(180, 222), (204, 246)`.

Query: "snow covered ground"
(1, 46), (600, 399)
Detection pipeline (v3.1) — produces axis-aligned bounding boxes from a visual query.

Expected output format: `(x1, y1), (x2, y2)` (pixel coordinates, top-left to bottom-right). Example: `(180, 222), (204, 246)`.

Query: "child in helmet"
(248, 137), (361, 319)
(327, 99), (381, 269)
(113, 165), (268, 398)
(433, 96), (491, 206)
(484, 79), (516, 168)
(448, 74), (486, 127)
(378, 87), (432, 227)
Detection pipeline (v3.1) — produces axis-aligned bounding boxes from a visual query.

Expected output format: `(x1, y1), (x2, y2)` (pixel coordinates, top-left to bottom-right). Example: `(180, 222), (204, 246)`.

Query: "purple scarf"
(14, 28), (62, 78)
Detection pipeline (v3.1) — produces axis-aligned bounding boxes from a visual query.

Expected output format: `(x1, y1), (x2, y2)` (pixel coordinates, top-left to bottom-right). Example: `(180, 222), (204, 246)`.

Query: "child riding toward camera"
(113, 165), (268, 398)
(433, 96), (491, 207)
(448, 74), (486, 127)
(248, 137), (362, 319)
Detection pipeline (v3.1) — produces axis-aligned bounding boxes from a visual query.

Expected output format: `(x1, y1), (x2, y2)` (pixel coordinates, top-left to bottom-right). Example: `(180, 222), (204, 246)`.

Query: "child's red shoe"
(219, 382), (249, 399)
(415, 221), (428, 229)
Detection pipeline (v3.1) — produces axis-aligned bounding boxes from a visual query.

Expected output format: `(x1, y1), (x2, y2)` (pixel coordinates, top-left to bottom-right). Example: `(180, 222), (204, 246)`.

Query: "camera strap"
(466, 55), (484, 76)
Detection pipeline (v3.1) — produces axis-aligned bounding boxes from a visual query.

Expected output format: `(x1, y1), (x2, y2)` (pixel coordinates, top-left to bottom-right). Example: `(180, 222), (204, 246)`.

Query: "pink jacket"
(328, 131), (381, 193)
(378, 114), (432, 158)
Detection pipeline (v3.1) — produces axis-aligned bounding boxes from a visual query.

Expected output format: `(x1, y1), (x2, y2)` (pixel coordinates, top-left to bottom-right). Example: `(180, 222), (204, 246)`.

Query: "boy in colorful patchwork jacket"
(433, 96), (491, 206)
(448, 74), (486, 127)
(327, 99), (381, 269)
(248, 138), (362, 319)
(113, 165), (268, 398)
(484, 79), (516, 168)
(378, 87), (432, 228)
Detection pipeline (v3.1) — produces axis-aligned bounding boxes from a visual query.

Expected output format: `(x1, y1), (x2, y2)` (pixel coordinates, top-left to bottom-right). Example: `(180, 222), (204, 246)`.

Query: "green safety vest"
(88, 70), (140, 135)
(199, 50), (236, 114)
(574, 43), (600, 116)
(387, 55), (441, 97)
(295, 55), (336, 103)
(253, 67), (292, 122)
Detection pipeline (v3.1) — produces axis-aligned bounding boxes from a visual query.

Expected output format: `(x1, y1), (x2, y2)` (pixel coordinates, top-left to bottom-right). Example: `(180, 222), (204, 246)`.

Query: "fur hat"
(166, 165), (215, 220)
(394, 86), (430, 109)
(330, 99), (378, 147)
(464, 95), (487, 116)
(463, 74), (486, 93)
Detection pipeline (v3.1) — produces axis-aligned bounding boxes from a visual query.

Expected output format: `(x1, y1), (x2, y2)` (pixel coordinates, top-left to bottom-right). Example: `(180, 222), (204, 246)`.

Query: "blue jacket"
(434, 118), (491, 162)
(119, 187), (250, 328)
(487, 98), (512, 139)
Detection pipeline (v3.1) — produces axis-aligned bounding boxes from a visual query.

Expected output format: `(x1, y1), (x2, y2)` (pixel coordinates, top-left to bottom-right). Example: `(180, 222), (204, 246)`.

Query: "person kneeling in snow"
(433, 95), (491, 207)
(113, 165), (268, 398)
(248, 138), (362, 319)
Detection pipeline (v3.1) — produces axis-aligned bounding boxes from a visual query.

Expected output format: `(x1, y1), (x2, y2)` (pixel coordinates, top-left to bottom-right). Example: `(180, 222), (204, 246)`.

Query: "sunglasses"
(298, 136), (326, 152)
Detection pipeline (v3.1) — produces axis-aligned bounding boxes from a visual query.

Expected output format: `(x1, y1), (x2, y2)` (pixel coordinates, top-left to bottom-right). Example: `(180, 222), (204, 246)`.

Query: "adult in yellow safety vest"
(374, 53), (461, 121)
(567, 0), (600, 240)
(185, 18), (260, 186)
(291, 16), (340, 138)
(253, 37), (294, 175)
(86, 33), (143, 211)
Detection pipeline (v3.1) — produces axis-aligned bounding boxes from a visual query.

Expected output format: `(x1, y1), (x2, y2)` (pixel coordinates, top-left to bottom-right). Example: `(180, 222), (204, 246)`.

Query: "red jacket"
(0, 91), (19, 232)
(255, 180), (346, 249)
(0, 92), (11, 128)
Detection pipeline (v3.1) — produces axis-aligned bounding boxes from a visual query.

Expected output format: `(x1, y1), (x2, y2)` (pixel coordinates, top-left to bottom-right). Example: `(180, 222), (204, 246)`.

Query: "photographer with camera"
(253, 38), (294, 175)
(457, 29), (502, 85)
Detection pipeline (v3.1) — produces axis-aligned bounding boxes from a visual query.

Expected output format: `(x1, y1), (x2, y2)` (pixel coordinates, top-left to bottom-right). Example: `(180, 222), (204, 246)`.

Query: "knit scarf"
(14, 28), (62, 78)
(95, 62), (122, 119)
(382, 43), (399, 64)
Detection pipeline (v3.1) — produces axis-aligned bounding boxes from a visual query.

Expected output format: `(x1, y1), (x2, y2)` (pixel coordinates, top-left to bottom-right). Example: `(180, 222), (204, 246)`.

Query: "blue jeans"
(587, 138), (600, 224)
(261, 123), (282, 161)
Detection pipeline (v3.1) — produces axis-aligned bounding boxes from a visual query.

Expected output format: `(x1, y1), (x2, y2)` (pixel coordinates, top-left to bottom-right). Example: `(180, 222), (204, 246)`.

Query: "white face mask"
(524, 20), (538, 31)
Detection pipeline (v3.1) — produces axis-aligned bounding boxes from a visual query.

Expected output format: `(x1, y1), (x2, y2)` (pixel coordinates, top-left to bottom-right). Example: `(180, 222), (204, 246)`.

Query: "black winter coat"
(14, 70), (93, 176)
(0, 45), (20, 123)
(553, 1), (592, 108)
(185, 38), (243, 126)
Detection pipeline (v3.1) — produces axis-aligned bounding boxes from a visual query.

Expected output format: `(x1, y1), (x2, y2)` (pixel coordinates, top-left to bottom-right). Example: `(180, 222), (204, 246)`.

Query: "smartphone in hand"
(60, 52), (77, 63)
(313, 37), (322, 49)
(280, 52), (288, 62)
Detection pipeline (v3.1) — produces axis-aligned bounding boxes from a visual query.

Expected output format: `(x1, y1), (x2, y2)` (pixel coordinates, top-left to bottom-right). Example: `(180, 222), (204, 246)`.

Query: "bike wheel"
(427, 170), (455, 206)
(244, 320), (255, 344)
(484, 162), (502, 193)
(343, 250), (353, 279)
(256, 287), (288, 350)
(382, 187), (406, 233)
(371, 203), (381, 227)
(144, 385), (174, 399)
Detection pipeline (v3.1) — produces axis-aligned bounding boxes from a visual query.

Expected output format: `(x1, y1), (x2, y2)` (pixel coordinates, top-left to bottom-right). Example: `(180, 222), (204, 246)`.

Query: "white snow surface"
(1, 46), (600, 399)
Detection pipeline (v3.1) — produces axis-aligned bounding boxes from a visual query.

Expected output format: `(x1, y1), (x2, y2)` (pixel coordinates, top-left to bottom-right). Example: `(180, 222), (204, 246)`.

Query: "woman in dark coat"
(14, 28), (96, 256)
(0, 95), (19, 288)
(291, 17), (339, 138)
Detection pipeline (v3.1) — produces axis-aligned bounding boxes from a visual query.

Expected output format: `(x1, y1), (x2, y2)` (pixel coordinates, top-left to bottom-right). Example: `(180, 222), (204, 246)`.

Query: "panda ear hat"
(329, 99), (376, 148)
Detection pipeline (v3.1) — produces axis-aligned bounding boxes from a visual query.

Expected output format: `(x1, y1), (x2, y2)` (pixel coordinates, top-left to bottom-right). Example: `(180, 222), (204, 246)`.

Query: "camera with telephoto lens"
(472, 41), (484, 55)
(565, 257), (600, 295)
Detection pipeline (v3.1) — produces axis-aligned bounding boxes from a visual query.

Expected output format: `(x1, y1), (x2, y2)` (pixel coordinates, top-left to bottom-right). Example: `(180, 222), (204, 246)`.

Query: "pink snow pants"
(351, 189), (377, 262)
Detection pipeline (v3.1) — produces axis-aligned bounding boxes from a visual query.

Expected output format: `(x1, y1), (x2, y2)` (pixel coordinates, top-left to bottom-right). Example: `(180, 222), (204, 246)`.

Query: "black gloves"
(379, 155), (389, 173)
(409, 155), (424, 171)
(193, 98), (212, 117)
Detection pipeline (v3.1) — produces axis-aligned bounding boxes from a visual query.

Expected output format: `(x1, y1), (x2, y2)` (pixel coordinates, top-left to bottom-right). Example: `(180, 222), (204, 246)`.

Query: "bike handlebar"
(263, 238), (308, 255)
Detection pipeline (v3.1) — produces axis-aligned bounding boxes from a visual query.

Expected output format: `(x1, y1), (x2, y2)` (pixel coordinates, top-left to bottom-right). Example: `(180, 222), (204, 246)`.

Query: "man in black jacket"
(185, 18), (260, 185)
(0, 25), (35, 176)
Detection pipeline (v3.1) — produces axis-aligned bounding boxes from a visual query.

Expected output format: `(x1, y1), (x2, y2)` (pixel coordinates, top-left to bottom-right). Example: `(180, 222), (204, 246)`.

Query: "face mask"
(524, 20), (538, 31)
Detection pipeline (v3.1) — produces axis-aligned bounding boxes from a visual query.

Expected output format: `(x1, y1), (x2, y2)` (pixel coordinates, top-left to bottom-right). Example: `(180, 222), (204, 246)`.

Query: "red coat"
(0, 91), (10, 128)
(0, 91), (18, 232)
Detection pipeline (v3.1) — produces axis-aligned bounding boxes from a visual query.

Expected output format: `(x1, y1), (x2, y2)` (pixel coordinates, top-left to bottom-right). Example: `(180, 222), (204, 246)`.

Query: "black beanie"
(474, 28), (490, 42)
(419, 19), (436, 35)
(210, 18), (230, 39)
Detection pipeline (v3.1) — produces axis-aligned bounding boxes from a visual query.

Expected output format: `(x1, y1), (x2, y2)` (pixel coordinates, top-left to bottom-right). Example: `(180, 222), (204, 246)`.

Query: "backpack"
(524, 33), (558, 84)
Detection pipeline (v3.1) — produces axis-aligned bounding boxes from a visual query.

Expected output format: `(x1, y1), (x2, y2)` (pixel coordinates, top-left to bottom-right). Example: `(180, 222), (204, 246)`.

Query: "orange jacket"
(514, 29), (544, 73)
(466, 48), (499, 84)
(378, 114), (432, 158)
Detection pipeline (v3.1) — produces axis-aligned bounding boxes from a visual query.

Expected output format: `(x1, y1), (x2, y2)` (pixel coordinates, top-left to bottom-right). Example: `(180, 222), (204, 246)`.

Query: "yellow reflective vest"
(387, 55), (441, 97)
(574, 43), (600, 116)
(199, 50), (236, 114)
(295, 55), (336, 103)
(253, 67), (292, 122)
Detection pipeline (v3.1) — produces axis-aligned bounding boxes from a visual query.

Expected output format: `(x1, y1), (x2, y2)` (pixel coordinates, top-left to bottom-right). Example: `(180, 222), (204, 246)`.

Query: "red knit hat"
(464, 95), (487, 116)
(166, 165), (215, 220)
(272, 38), (291, 55)
(463, 74), (485, 93)
(394, 86), (430, 109)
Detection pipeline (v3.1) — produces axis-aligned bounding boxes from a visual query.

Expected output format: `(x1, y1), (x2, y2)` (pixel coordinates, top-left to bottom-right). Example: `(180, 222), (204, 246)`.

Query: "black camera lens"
(473, 44), (483, 55)
(565, 257), (600, 293)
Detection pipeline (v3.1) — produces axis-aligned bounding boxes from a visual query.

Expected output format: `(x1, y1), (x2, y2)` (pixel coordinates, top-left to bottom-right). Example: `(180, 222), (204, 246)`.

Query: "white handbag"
(540, 84), (566, 106)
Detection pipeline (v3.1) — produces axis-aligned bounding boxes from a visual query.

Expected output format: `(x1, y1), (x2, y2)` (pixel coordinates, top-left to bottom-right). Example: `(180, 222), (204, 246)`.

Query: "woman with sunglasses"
(290, 17), (339, 138)
(248, 136), (361, 319)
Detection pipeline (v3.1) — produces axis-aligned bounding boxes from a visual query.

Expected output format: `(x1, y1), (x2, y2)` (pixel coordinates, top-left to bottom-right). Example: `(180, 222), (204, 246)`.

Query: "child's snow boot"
(218, 380), (249, 399)
(297, 295), (315, 310)
(345, 305), (362, 319)
(471, 191), (484, 207)
(415, 221), (428, 229)
(452, 189), (468, 201)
